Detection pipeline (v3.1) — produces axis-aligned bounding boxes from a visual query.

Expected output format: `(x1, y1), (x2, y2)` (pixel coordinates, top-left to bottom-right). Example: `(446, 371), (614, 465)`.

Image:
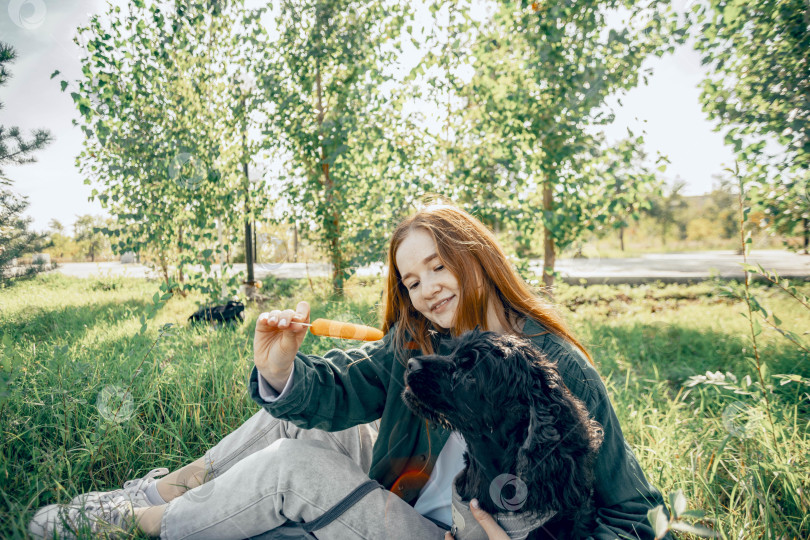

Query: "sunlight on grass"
(1, 274), (808, 538)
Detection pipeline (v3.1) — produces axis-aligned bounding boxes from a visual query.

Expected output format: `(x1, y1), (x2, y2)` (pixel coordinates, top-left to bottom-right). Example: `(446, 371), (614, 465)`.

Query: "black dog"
(188, 300), (245, 326)
(402, 329), (604, 539)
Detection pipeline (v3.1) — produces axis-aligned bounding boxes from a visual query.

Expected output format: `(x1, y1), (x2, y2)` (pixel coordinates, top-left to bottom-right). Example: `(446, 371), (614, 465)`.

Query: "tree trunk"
(244, 217), (253, 281)
(316, 58), (343, 297)
(217, 219), (227, 300)
(542, 181), (555, 289)
(803, 217), (809, 255)
(619, 226), (625, 251)
(292, 222), (298, 263)
(243, 116), (255, 290)
(177, 227), (184, 284)
(159, 252), (170, 291)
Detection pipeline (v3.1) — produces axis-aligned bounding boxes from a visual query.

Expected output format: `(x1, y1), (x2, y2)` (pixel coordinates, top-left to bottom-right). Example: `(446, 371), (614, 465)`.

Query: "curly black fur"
(402, 329), (604, 538)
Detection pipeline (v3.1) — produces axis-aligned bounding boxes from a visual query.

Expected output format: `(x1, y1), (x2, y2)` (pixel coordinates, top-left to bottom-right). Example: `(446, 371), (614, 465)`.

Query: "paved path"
(44, 250), (810, 284)
(531, 249), (810, 284)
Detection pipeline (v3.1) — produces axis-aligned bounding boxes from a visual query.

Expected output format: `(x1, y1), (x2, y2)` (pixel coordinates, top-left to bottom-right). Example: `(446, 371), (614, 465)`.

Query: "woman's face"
(395, 228), (460, 330)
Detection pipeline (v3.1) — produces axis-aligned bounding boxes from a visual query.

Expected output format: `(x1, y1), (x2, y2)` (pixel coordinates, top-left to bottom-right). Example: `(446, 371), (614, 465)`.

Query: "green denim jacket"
(248, 318), (670, 539)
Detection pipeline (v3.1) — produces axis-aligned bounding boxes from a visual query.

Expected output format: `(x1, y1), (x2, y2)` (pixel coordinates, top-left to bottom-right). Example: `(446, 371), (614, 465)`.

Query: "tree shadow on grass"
(587, 321), (810, 386)
(0, 298), (151, 344)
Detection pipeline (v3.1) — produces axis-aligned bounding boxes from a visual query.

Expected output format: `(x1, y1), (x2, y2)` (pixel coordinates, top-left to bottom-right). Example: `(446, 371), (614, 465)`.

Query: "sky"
(1, 0), (737, 233)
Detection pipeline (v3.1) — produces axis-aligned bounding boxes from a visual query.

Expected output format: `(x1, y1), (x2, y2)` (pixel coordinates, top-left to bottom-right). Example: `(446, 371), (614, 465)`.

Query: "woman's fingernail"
(269, 316), (277, 323)
(279, 318), (287, 326)
(471, 499), (479, 509)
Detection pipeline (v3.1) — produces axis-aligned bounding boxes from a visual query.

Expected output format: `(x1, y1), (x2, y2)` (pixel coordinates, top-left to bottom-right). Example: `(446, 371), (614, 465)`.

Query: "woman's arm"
(248, 328), (395, 432)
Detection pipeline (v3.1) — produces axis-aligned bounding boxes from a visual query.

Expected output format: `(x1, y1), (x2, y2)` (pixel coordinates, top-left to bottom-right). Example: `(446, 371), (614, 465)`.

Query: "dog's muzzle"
(450, 472), (555, 540)
(406, 358), (422, 373)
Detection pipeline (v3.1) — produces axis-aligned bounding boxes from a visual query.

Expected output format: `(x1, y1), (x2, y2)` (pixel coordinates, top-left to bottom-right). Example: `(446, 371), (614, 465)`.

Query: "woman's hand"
(444, 499), (510, 540)
(254, 301), (310, 392)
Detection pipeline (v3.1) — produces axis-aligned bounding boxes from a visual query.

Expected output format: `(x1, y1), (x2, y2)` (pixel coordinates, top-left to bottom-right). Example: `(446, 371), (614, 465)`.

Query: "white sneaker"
(28, 494), (134, 539)
(70, 467), (169, 509)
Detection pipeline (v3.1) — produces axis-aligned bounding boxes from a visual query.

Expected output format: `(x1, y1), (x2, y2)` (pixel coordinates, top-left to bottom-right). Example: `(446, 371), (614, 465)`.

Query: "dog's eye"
(457, 350), (479, 369)
(451, 370), (474, 386)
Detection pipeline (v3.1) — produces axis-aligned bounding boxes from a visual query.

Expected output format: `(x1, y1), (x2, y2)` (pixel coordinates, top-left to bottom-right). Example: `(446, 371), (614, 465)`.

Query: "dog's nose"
(407, 358), (422, 373)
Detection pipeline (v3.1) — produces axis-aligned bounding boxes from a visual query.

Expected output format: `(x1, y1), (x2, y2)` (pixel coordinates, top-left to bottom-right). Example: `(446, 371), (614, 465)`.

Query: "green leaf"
(723, 3), (742, 25)
(759, 362), (769, 381)
(646, 505), (669, 539)
(669, 490), (687, 519)
(679, 509), (707, 519)
(670, 521), (719, 537)
(50, 70), (61, 79)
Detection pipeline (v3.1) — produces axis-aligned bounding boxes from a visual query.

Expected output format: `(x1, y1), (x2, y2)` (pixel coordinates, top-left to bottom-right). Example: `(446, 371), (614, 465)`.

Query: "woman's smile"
(430, 295), (455, 313)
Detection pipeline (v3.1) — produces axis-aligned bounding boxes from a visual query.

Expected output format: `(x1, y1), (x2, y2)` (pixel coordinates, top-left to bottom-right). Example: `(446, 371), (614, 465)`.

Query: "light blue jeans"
(159, 409), (447, 540)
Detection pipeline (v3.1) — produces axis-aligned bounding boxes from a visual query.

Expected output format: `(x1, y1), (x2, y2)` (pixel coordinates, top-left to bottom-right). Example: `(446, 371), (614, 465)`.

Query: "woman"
(30, 205), (669, 539)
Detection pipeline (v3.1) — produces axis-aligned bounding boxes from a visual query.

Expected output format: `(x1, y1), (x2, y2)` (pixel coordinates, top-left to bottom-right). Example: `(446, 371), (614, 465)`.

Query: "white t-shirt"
(412, 430), (467, 526)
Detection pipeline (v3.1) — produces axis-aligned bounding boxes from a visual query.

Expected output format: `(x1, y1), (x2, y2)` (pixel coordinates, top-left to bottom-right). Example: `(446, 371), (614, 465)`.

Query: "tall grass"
(0, 272), (808, 538)
(564, 279), (810, 538)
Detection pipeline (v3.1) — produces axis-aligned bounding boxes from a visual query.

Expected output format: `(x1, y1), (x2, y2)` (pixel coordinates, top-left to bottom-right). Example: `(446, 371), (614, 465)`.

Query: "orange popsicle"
(296, 318), (384, 341)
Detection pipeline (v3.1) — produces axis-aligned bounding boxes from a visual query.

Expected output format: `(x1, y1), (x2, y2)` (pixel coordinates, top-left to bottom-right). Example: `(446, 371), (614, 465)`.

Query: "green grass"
(1, 273), (808, 538)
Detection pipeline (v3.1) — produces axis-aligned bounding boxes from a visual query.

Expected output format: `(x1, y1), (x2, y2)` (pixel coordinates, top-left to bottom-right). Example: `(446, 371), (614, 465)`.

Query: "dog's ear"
(515, 359), (604, 517)
(516, 396), (561, 477)
(515, 356), (575, 469)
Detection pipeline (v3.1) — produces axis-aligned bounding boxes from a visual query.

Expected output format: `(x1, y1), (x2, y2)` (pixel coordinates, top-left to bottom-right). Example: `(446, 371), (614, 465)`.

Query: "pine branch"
(0, 127), (54, 181)
(0, 41), (16, 89)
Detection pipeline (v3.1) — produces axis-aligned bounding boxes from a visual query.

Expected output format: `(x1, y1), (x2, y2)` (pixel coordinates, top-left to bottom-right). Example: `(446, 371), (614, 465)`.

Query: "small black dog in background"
(188, 300), (245, 326)
(402, 329), (604, 539)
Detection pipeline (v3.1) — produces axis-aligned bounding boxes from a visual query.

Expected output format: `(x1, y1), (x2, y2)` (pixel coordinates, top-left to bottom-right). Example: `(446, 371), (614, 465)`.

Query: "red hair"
(382, 204), (593, 365)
